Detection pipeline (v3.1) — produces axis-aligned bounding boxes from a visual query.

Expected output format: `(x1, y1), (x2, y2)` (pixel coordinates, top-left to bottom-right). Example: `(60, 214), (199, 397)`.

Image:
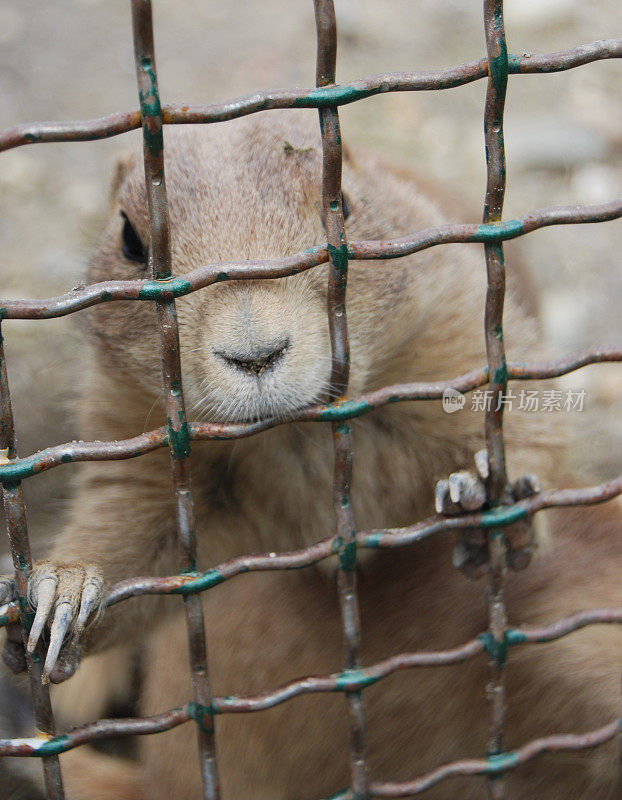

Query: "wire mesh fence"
(0, 1), (621, 798)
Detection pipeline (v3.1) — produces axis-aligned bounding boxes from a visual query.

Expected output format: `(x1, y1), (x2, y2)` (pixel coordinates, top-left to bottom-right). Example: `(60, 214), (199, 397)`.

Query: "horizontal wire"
(101, 474), (622, 602)
(1, 473), (620, 628)
(364, 719), (621, 797)
(1, 200), (621, 320)
(0, 39), (619, 153)
(1, 609), (619, 762)
(0, 613), (618, 728)
(0, 346), (619, 484)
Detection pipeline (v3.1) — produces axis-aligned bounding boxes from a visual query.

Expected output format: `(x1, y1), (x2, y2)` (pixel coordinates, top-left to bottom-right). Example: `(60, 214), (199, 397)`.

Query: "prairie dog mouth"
(214, 338), (290, 379)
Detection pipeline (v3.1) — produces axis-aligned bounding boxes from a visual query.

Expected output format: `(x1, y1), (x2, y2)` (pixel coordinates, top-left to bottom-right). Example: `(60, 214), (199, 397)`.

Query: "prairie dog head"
(87, 111), (452, 424)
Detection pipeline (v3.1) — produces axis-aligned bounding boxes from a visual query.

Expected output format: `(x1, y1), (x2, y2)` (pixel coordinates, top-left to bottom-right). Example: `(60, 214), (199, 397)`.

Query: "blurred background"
(0, 0), (620, 556)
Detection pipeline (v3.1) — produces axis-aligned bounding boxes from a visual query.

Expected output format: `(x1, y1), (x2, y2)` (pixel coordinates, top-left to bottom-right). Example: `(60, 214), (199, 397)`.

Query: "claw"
(514, 473), (541, 499)
(445, 470), (487, 511)
(452, 539), (488, 579)
(435, 479), (450, 514)
(49, 641), (81, 684)
(474, 448), (489, 481)
(27, 576), (57, 653)
(74, 576), (104, 638)
(458, 473), (487, 511)
(448, 472), (467, 504)
(42, 601), (75, 683)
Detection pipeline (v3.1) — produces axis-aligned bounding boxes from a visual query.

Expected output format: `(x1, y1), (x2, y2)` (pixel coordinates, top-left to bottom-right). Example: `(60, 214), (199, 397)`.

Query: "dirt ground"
(0, 0), (620, 551)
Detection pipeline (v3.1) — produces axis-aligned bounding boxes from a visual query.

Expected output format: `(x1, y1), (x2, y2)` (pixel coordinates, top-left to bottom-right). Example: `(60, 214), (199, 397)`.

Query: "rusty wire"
(130, 3), (219, 796)
(1, 199), (621, 320)
(0, 1), (621, 798)
(313, 1), (367, 795)
(481, 3), (511, 795)
(0, 39), (620, 153)
(0, 329), (64, 798)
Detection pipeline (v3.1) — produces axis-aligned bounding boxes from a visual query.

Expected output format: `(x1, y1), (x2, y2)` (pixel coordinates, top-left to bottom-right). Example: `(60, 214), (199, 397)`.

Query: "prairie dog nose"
(214, 338), (290, 377)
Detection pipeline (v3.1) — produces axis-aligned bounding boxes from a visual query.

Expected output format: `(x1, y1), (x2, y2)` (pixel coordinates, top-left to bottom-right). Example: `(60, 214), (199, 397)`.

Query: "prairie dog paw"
(506, 473), (540, 571)
(435, 450), (542, 578)
(435, 449), (488, 515)
(27, 561), (106, 684)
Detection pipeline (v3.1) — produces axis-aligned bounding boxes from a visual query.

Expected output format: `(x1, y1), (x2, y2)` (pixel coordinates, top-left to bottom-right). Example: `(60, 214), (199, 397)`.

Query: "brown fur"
(30, 112), (621, 797)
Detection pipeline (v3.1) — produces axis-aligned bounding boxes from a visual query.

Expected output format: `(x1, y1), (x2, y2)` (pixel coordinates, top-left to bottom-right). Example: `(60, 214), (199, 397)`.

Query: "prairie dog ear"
(108, 152), (137, 209)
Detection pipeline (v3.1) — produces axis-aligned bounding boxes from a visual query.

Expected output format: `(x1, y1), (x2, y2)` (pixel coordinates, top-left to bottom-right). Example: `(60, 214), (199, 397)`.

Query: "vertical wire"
(0, 323), (65, 800)
(482, 1), (510, 797)
(313, 2), (367, 797)
(130, 3), (220, 797)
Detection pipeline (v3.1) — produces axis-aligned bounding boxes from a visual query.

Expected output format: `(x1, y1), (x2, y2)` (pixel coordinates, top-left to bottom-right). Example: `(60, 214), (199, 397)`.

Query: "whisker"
(143, 394), (164, 432)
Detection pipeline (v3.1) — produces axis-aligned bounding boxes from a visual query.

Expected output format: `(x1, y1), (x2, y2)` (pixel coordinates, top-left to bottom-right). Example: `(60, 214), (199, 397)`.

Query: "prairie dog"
(4, 112), (621, 798)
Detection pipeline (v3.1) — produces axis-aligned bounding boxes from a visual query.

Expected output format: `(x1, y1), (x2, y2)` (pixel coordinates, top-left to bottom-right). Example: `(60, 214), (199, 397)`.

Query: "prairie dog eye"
(120, 212), (147, 265)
